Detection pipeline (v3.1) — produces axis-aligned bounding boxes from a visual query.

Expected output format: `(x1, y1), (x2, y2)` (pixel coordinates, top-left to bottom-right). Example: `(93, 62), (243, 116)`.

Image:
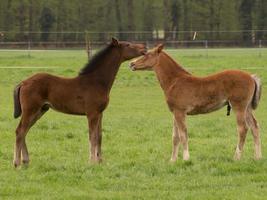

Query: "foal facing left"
(13, 38), (146, 167)
(130, 44), (262, 161)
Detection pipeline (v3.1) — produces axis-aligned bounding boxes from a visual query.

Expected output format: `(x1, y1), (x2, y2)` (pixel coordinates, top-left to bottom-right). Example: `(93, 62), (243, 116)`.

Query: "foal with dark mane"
(130, 44), (262, 161)
(13, 38), (146, 167)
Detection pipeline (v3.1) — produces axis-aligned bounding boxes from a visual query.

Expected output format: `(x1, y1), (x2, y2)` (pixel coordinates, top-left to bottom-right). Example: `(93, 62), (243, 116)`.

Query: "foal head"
(79, 38), (147, 75)
(129, 44), (164, 71)
(111, 38), (147, 61)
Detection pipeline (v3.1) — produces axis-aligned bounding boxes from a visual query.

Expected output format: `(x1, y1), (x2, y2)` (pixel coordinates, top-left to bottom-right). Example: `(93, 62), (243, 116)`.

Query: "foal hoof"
(183, 157), (190, 161)
(13, 160), (21, 168)
(89, 158), (102, 164)
(22, 159), (30, 165)
(183, 153), (190, 161)
(254, 155), (262, 160)
(234, 156), (241, 161)
(234, 153), (241, 160)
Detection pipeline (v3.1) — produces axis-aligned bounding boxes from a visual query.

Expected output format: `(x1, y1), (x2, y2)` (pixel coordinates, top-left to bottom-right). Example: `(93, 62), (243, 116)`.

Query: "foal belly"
(187, 100), (227, 115)
(48, 102), (86, 115)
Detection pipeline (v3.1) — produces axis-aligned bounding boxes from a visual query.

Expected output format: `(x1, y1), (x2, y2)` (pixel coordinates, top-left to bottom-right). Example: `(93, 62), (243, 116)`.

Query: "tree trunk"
(28, 0), (33, 41)
(183, 0), (191, 41)
(163, 0), (172, 40)
(18, 0), (26, 41)
(56, 0), (64, 43)
(114, 0), (123, 39)
(143, 0), (154, 41)
(257, 0), (267, 39)
(239, 0), (254, 46)
(4, 0), (13, 35)
(127, 0), (135, 40)
(209, 0), (215, 40)
(171, 0), (181, 41)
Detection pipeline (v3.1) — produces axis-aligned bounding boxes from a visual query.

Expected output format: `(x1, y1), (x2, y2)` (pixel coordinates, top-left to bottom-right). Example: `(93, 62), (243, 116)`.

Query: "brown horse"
(13, 38), (146, 167)
(130, 44), (262, 161)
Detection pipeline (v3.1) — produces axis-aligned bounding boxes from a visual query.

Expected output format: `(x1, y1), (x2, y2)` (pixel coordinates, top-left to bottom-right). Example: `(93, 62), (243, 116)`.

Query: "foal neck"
(97, 48), (122, 89)
(154, 52), (190, 90)
(80, 47), (122, 91)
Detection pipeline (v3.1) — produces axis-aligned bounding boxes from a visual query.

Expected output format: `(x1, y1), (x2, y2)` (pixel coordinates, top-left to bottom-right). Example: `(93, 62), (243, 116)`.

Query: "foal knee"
(172, 134), (179, 145)
(237, 122), (248, 135)
(15, 133), (23, 146)
(179, 132), (188, 145)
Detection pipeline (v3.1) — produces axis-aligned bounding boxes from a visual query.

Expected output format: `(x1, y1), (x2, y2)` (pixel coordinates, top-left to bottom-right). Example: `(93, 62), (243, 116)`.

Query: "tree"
(209, 0), (215, 40)
(182, 0), (191, 41)
(0, 0), (265, 44)
(170, 0), (181, 40)
(127, 0), (135, 40)
(3, 0), (13, 38)
(17, 0), (26, 41)
(28, 0), (33, 41)
(114, 0), (123, 39)
(163, 0), (172, 40)
(239, 0), (254, 45)
(256, 0), (267, 40)
(39, 7), (55, 41)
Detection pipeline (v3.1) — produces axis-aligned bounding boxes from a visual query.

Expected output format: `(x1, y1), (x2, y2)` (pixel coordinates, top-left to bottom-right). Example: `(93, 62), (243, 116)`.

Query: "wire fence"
(0, 30), (267, 58)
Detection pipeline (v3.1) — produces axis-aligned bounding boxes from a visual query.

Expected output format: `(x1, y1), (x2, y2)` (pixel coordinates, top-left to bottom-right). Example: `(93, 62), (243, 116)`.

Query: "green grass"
(0, 48), (267, 199)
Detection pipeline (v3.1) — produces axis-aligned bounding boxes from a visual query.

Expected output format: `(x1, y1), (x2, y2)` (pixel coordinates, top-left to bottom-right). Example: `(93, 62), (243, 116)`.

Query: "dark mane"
(79, 43), (114, 75)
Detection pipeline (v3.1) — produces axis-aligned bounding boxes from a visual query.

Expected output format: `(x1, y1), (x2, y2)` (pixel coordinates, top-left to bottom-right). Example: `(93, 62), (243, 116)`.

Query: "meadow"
(0, 48), (267, 199)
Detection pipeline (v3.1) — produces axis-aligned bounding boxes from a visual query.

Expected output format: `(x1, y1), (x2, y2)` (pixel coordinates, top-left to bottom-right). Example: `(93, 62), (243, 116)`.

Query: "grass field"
(0, 48), (267, 199)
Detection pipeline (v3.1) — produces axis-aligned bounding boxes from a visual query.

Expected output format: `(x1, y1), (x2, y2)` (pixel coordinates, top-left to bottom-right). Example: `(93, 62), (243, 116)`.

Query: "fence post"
(205, 40), (208, 58)
(259, 40), (262, 58)
(85, 31), (92, 60)
(28, 39), (31, 58)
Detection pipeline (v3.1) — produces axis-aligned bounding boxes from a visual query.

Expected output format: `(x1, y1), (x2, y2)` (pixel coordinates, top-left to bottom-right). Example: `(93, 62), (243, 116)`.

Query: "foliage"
(0, 0), (266, 42)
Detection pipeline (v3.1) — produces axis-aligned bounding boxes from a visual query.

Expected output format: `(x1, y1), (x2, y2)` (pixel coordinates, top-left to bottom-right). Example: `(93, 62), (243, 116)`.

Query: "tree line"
(0, 0), (266, 44)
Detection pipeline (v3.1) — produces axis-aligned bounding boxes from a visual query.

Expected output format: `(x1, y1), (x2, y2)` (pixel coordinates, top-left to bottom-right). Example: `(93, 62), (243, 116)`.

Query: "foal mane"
(162, 51), (191, 75)
(79, 43), (114, 75)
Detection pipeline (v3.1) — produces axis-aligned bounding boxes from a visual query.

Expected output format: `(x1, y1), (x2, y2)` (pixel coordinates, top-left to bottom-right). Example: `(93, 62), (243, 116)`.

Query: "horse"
(13, 38), (146, 167)
(130, 44), (262, 162)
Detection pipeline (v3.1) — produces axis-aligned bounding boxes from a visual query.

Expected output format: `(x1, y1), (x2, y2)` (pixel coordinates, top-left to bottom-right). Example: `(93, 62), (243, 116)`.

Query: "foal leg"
(14, 116), (33, 167)
(14, 107), (46, 167)
(21, 139), (29, 164)
(234, 110), (248, 160)
(246, 110), (262, 159)
(174, 111), (189, 161)
(170, 118), (180, 162)
(14, 121), (23, 167)
(87, 113), (102, 163)
(96, 114), (103, 161)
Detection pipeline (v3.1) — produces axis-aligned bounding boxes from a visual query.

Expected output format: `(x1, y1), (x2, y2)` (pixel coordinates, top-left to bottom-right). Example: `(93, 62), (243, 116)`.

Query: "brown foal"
(13, 38), (146, 167)
(130, 44), (262, 161)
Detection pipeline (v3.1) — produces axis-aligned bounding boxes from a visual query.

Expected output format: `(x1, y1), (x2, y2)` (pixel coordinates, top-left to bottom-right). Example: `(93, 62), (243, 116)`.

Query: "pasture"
(0, 48), (267, 199)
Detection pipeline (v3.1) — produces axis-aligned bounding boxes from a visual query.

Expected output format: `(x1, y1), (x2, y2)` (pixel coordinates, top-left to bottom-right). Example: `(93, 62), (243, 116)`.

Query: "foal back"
(168, 70), (260, 115)
(14, 72), (107, 117)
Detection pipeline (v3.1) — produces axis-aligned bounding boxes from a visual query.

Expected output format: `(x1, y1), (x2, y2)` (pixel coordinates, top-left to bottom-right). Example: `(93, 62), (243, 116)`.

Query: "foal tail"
(13, 84), (22, 118)
(251, 75), (262, 110)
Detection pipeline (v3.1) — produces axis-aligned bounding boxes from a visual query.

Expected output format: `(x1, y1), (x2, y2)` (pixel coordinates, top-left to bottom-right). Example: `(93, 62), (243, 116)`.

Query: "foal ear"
(156, 44), (164, 53)
(111, 37), (119, 46)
